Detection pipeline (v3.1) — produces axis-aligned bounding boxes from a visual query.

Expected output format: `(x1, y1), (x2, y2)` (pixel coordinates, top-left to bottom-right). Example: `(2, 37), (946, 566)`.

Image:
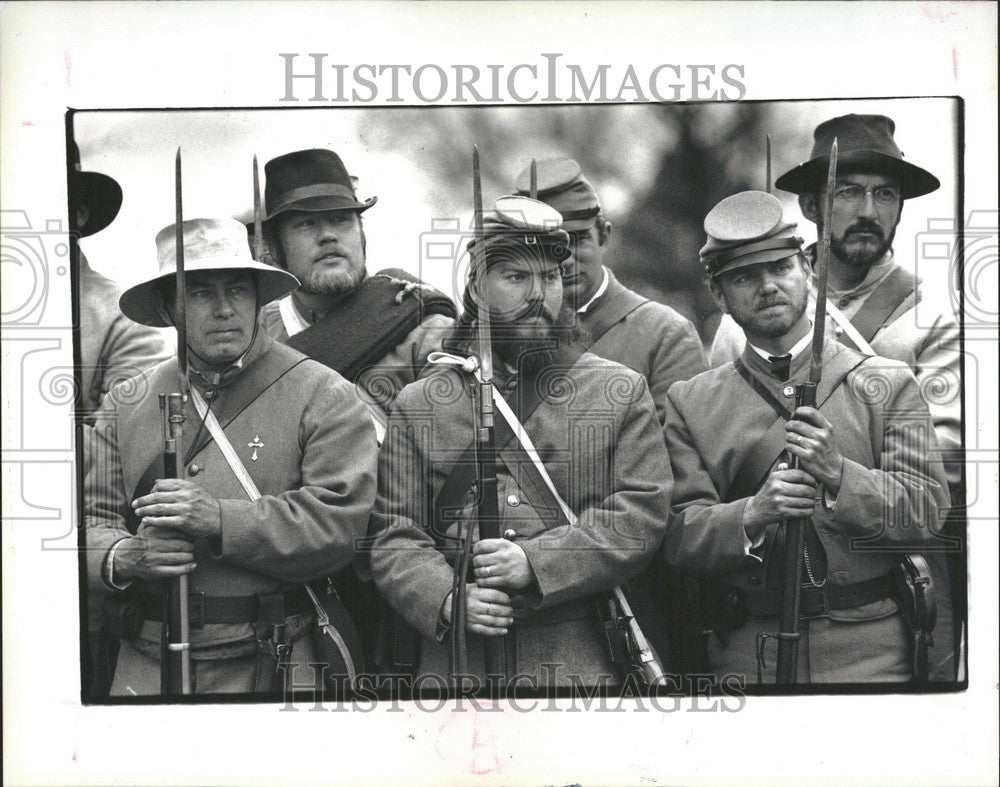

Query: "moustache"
(845, 221), (884, 239)
(490, 306), (559, 327)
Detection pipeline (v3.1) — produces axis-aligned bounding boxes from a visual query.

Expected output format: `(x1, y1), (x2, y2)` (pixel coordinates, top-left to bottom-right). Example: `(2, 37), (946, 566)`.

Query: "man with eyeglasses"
(709, 114), (963, 682)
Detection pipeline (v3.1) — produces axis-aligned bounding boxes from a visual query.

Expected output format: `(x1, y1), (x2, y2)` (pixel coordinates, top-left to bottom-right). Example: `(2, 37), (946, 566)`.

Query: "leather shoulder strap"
(724, 351), (869, 503)
(430, 347), (585, 539)
(846, 266), (919, 345)
(124, 344), (307, 532)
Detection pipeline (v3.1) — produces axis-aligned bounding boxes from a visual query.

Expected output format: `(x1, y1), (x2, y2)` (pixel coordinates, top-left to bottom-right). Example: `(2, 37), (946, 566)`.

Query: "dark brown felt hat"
(263, 149), (376, 223)
(775, 114), (940, 200)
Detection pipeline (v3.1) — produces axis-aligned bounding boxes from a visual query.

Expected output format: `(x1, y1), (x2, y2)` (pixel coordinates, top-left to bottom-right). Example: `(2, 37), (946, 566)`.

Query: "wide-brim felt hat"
(775, 114), (940, 199)
(120, 217), (300, 327)
(70, 142), (123, 237)
(263, 148), (376, 224)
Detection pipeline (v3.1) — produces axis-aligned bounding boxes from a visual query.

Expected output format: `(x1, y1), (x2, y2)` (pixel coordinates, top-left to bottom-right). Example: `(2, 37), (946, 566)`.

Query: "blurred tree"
(613, 102), (777, 343)
(353, 103), (781, 344)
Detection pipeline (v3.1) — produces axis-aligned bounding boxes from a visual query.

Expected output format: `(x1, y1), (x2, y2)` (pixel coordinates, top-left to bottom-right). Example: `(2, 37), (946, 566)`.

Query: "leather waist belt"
(512, 597), (595, 626)
(735, 573), (894, 619)
(140, 587), (313, 628)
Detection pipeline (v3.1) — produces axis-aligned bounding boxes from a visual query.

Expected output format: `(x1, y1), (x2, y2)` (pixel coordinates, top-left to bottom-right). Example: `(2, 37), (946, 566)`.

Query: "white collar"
(278, 293), (310, 337)
(747, 322), (814, 361)
(576, 267), (610, 314)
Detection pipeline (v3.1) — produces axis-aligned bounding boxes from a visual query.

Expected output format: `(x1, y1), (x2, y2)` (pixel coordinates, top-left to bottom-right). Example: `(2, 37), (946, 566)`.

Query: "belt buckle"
(188, 591), (206, 629)
(800, 584), (830, 619)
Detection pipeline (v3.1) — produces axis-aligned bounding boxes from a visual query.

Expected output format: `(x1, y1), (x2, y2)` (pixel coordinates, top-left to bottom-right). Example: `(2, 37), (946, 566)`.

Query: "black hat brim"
(263, 194), (377, 224)
(775, 150), (940, 200)
(72, 171), (123, 237)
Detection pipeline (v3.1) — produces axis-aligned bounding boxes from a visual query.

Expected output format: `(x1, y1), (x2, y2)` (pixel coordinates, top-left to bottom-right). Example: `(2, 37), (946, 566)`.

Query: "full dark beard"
(492, 305), (585, 376)
(830, 221), (896, 268)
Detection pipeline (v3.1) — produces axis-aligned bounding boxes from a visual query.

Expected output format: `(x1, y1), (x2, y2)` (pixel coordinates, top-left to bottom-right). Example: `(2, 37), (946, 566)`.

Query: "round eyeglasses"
(833, 185), (901, 205)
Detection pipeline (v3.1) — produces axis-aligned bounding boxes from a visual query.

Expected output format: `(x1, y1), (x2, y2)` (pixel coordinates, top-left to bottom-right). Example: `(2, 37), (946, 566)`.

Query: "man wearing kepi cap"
(367, 196), (672, 687)
(662, 191), (949, 683)
(514, 157), (707, 430)
(709, 114), (963, 681)
(258, 148), (456, 441)
(85, 218), (376, 695)
(514, 157), (706, 667)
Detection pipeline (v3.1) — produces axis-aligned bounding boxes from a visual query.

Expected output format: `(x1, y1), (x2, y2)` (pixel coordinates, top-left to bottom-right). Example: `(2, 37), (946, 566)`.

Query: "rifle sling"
(432, 344), (584, 542)
(124, 344), (307, 533)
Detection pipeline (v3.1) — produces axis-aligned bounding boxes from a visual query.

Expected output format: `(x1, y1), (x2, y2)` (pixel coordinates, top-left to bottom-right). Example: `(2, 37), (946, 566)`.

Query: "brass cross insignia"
(248, 435), (264, 461)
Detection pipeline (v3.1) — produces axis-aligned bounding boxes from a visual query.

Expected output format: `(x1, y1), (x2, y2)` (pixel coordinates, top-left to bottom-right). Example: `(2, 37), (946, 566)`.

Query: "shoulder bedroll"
(285, 274), (455, 382)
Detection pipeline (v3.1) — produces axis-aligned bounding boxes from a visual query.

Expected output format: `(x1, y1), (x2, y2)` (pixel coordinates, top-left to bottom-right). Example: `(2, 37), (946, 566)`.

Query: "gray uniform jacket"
(368, 351), (673, 686)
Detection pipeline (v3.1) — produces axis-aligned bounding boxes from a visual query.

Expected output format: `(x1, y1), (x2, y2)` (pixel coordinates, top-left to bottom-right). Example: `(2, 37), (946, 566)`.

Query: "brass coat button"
(188, 464), (201, 476)
(506, 494), (520, 507)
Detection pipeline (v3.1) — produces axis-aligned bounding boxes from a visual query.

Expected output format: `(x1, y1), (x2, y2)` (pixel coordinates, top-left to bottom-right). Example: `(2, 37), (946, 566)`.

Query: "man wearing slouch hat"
(709, 114), (963, 681)
(85, 218), (376, 695)
(258, 149), (456, 442)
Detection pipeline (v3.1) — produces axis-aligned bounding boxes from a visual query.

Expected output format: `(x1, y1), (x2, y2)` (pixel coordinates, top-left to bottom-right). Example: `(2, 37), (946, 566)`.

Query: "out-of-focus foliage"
(355, 103), (784, 343)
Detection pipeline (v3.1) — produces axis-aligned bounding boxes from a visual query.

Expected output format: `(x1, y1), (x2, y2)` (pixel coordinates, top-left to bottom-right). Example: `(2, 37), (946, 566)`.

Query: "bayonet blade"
(530, 158), (538, 200)
(766, 134), (772, 194)
(472, 144), (493, 388)
(174, 148), (188, 392)
(252, 154), (264, 261)
(810, 137), (837, 383)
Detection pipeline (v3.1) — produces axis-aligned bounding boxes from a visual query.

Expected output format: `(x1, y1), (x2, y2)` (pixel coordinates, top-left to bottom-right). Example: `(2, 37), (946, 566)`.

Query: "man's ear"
(709, 277), (729, 315)
(599, 220), (612, 246)
(799, 192), (820, 225)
